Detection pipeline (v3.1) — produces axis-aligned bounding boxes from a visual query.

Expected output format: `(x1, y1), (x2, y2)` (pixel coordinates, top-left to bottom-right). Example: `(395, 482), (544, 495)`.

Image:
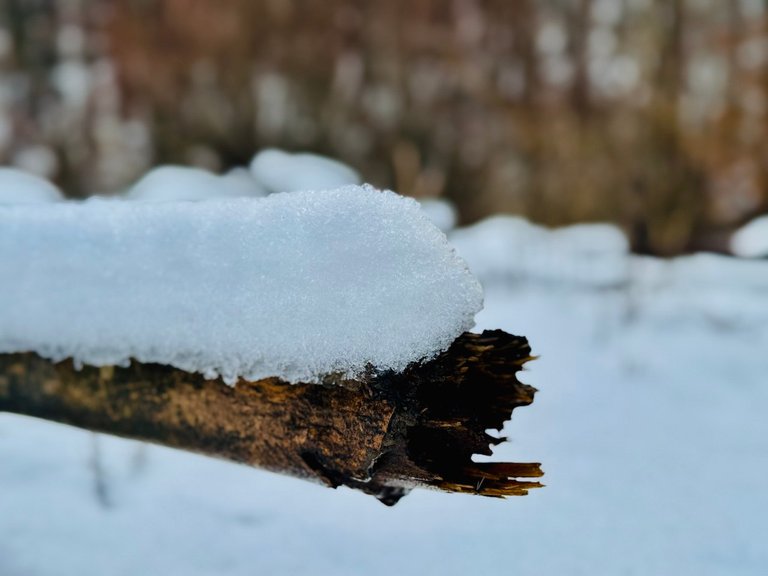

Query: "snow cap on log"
(0, 185), (483, 384)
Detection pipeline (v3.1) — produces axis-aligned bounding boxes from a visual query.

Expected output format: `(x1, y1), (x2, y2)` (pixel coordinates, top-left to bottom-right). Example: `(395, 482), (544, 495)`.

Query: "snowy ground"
(1, 219), (767, 575)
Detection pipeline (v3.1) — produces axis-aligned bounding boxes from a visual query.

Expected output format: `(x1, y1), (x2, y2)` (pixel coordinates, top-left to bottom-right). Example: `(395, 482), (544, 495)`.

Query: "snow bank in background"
(127, 165), (266, 202)
(627, 253), (768, 329)
(0, 168), (63, 204)
(0, 185), (482, 383)
(731, 215), (768, 258)
(249, 148), (360, 193)
(220, 168), (269, 198)
(451, 214), (767, 326)
(127, 150), (357, 202)
(417, 198), (457, 232)
(451, 216), (629, 288)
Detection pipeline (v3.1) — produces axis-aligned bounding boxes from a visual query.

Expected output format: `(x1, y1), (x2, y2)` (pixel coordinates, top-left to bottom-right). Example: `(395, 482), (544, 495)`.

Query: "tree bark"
(0, 330), (542, 505)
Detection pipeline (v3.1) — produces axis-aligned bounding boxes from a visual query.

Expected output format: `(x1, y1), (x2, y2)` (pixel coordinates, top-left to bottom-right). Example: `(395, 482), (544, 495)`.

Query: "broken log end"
(0, 330), (542, 505)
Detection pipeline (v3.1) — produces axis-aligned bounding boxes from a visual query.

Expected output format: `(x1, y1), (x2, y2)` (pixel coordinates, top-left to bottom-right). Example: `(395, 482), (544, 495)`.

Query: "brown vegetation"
(2, 0), (767, 253)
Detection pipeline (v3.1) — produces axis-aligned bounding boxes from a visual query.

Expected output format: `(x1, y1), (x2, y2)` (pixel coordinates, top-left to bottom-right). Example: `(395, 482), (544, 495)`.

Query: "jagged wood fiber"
(0, 330), (542, 505)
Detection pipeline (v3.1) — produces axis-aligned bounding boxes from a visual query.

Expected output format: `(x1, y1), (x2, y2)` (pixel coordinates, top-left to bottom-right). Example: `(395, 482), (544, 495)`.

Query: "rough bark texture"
(0, 330), (542, 505)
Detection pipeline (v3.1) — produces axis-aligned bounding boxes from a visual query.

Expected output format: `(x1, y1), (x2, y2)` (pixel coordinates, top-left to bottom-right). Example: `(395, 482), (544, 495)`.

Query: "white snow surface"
(0, 168), (64, 204)
(451, 215), (630, 287)
(417, 198), (457, 232)
(731, 214), (768, 258)
(126, 165), (267, 202)
(0, 185), (482, 383)
(1, 213), (767, 575)
(249, 148), (361, 193)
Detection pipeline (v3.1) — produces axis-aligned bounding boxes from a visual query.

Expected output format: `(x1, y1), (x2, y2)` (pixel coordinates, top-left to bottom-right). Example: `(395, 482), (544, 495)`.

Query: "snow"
(0, 168), (64, 204)
(417, 198), (457, 232)
(625, 253), (768, 330)
(451, 216), (629, 288)
(249, 148), (361, 193)
(220, 167), (269, 198)
(731, 214), (768, 258)
(126, 165), (266, 202)
(2, 216), (766, 575)
(1, 193), (767, 574)
(0, 185), (482, 384)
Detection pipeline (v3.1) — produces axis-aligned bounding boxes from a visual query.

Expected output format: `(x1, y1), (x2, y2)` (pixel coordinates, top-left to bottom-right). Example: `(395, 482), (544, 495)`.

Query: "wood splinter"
(0, 329), (543, 505)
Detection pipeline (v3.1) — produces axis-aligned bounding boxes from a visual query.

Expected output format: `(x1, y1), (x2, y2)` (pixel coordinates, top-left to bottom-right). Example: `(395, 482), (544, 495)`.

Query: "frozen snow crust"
(0, 185), (483, 384)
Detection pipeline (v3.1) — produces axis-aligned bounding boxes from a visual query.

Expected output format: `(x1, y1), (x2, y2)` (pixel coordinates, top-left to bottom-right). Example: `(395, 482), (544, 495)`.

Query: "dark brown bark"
(0, 330), (542, 505)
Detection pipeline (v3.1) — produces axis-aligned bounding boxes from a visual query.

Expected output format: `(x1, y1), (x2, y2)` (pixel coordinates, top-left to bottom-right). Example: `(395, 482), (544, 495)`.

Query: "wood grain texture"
(0, 330), (542, 505)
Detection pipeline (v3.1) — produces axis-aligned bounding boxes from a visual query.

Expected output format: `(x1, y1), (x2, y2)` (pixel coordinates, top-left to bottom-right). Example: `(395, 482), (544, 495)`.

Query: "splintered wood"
(0, 330), (542, 505)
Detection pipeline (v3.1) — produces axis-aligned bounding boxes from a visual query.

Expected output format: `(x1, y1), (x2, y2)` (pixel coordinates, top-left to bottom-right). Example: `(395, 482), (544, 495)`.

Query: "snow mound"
(418, 198), (457, 232)
(127, 166), (266, 202)
(0, 168), (64, 204)
(628, 253), (768, 328)
(0, 185), (482, 384)
(731, 215), (768, 258)
(451, 216), (629, 287)
(249, 149), (360, 193)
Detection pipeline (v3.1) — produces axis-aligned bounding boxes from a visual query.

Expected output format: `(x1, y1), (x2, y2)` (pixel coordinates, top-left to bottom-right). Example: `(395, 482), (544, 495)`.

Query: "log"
(0, 330), (542, 505)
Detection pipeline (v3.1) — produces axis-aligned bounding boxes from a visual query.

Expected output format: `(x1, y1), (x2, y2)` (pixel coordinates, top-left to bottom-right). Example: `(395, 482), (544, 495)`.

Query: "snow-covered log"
(0, 185), (482, 384)
(0, 179), (539, 503)
(0, 330), (542, 505)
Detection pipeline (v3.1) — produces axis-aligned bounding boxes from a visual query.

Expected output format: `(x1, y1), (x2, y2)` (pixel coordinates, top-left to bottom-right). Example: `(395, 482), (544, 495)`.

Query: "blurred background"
(3, 0), (768, 254)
